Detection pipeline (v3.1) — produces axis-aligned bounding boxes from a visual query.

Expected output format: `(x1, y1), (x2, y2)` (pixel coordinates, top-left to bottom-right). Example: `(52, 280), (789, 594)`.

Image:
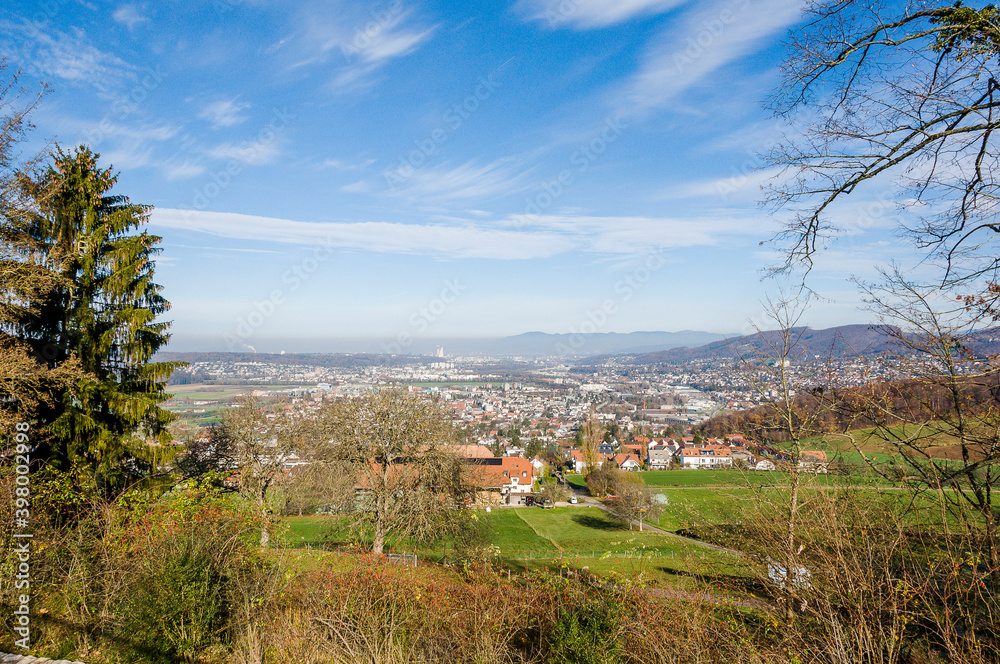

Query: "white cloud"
(112, 5), (149, 30)
(516, 0), (688, 29)
(503, 213), (772, 254)
(85, 123), (179, 171)
(387, 158), (534, 202)
(101, 122), (179, 142)
(340, 180), (372, 193)
(656, 167), (785, 204)
(198, 98), (251, 129)
(148, 207), (776, 261)
(320, 157), (376, 170)
(207, 138), (282, 165)
(162, 160), (206, 180)
(361, 26), (435, 63)
(149, 209), (575, 260)
(618, 0), (802, 116)
(0, 20), (137, 94)
(101, 146), (153, 170)
(292, 4), (437, 91)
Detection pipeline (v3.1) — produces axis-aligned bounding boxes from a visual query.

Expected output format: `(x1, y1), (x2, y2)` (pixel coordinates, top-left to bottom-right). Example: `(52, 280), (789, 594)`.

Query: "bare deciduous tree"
(838, 268), (1000, 587)
(606, 478), (662, 532)
(580, 404), (602, 478)
(760, 0), (1000, 625)
(281, 459), (355, 517)
(733, 296), (845, 620)
(309, 388), (474, 555)
(766, 1), (1000, 297)
(208, 396), (295, 548)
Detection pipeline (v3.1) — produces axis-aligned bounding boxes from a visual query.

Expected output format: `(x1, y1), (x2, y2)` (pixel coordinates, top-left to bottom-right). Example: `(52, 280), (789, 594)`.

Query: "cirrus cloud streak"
(150, 208), (772, 260)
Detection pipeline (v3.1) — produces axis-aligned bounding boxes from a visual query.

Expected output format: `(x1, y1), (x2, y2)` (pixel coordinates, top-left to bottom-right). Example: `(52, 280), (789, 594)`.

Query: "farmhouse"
(467, 456), (535, 501)
(799, 450), (830, 474)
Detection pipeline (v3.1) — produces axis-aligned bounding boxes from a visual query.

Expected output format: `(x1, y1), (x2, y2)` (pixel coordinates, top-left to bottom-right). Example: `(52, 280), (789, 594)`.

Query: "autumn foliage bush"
(4, 473), (999, 664)
(0, 477), (276, 661)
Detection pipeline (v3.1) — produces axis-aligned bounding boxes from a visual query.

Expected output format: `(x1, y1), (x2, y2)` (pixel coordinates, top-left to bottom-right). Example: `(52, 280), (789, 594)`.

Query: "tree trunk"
(983, 498), (1000, 592)
(785, 468), (801, 623)
(260, 502), (270, 549)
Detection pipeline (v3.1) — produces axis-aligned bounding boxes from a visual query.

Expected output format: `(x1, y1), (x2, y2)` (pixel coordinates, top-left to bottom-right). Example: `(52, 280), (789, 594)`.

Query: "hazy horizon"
(162, 322), (891, 355)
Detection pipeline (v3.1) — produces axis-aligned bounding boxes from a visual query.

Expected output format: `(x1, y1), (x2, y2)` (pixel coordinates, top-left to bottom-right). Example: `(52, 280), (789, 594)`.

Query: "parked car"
(569, 495), (578, 504)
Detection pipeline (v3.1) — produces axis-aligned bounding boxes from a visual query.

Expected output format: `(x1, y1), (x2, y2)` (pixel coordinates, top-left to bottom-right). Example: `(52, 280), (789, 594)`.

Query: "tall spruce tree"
(15, 146), (182, 483)
(0, 66), (88, 441)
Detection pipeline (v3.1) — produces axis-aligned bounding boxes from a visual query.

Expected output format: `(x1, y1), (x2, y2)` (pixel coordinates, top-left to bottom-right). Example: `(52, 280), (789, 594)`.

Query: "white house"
(799, 451), (830, 474)
(613, 453), (642, 472)
(680, 445), (733, 468)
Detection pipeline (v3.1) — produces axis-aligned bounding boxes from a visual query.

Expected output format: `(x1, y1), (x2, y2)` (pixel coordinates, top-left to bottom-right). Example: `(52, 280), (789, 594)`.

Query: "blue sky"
(1, 0), (918, 353)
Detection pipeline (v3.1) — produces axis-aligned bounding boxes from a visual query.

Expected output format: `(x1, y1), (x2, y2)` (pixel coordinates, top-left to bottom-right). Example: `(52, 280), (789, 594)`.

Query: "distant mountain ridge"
(159, 327), (1000, 362)
(486, 330), (728, 357)
(602, 324), (1000, 364)
(159, 331), (730, 359)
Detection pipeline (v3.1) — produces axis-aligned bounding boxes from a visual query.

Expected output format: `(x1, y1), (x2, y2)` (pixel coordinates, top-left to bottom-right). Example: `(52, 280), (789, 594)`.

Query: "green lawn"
(653, 488), (751, 530)
(484, 509), (559, 553)
(275, 505), (765, 592)
(639, 468), (889, 487)
(569, 468), (888, 489)
(640, 469), (774, 487)
(281, 515), (344, 547)
(497, 507), (704, 558)
(280, 506), (734, 564)
(493, 507), (742, 585)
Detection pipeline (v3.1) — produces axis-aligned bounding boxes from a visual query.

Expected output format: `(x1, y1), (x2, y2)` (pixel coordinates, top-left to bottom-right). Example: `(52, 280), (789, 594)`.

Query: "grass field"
(484, 507), (742, 584)
(283, 508), (703, 558)
(277, 448), (989, 590)
(569, 468), (888, 489)
(165, 383), (316, 435)
(483, 509), (559, 553)
(653, 487), (750, 530)
(279, 506), (740, 586)
(498, 507), (692, 556)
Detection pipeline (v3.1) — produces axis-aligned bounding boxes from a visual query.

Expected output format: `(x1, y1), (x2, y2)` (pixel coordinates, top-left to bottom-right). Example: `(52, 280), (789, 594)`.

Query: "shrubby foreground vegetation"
(2, 468), (998, 663)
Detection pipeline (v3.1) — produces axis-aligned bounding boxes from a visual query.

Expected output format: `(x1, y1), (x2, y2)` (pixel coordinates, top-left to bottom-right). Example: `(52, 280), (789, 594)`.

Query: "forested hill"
(699, 373), (1000, 452)
(587, 325), (1000, 365)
